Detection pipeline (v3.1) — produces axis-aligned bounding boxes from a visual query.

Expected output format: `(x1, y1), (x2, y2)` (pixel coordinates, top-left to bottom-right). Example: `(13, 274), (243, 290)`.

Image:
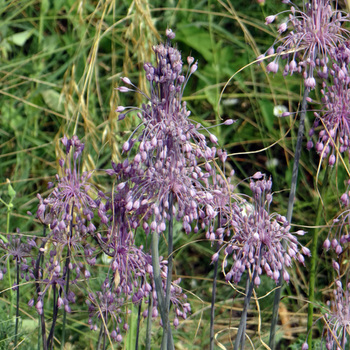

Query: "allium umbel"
(307, 43), (350, 164)
(302, 279), (350, 350)
(36, 135), (98, 235)
(116, 29), (229, 234)
(219, 173), (310, 286)
(262, 0), (350, 88)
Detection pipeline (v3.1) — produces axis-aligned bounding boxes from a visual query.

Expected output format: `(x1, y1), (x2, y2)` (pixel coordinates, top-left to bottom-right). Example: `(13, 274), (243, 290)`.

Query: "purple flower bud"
(265, 15), (276, 25)
(266, 61), (279, 73)
(121, 77), (132, 85)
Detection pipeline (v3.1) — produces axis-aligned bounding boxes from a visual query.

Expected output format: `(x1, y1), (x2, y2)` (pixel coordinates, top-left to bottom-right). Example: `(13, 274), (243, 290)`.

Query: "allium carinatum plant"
(263, 0), (350, 88)
(307, 42), (350, 164)
(115, 28), (225, 348)
(212, 173), (310, 350)
(116, 28), (227, 235)
(218, 173), (310, 286)
(302, 275), (350, 350)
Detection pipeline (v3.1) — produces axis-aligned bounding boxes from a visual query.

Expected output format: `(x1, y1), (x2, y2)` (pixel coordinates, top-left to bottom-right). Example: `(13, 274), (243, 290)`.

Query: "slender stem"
(61, 207), (74, 350)
(151, 228), (167, 349)
(14, 259), (19, 347)
(307, 167), (330, 347)
(145, 293), (153, 350)
(96, 323), (104, 350)
(6, 207), (13, 319)
(209, 251), (219, 350)
(60, 247), (71, 350)
(269, 87), (310, 350)
(165, 193), (174, 350)
(135, 298), (142, 350)
(47, 285), (59, 349)
(233, 251), (261, 350)
(210, 212), (222, 350)
(240, 278), (250, 350)
(34, 226), (48, 350)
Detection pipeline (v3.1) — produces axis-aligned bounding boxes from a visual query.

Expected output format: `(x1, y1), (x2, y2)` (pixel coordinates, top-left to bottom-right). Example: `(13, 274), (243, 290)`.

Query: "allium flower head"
(323, 280), (350, 349)
(323, 203), (350, 254)
(116, 30), (225, 234)
(307, 43), (350, 164)
(263, 0), (350, 88)
(0, 233), (36, 281)
(220, 173), (310, 286)
(303, 279), (350, 350)
(37, 135), (98, 235)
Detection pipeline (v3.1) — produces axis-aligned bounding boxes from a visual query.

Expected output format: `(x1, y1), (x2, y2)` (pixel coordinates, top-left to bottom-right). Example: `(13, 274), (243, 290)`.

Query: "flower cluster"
(30, 136), (101, 318)
(37, 135), (98, 234)
(262, 0), (350, 88)
(307, 43), (350, 164)
(323, 198), (350, 255)
(0, 233), (36, 283)
(323, 279), (350, 350)
(116, 29), (231, 236)
(302, 278), (350, 350)
(217, 173), (310, 286)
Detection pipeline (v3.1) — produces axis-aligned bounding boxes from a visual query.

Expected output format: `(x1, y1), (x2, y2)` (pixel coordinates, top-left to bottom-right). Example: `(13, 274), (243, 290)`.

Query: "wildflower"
(116, 30), (223, 234)
(37, 135), (98, 235)
(323, 204), (350, 253)
(273, 105), (288, 117)
(323, 282), (350, 349)
(263, 0), (350, 88)
(304, 279), (350, 350)
(307, 43), (350, 164)
(0, 233), (36, 282)
(33, 136), (100, 316)
(221, 173), (310, 285)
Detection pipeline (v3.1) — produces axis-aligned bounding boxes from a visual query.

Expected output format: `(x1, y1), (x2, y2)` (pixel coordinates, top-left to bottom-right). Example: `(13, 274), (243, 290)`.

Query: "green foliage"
(0, 0), (347, 348)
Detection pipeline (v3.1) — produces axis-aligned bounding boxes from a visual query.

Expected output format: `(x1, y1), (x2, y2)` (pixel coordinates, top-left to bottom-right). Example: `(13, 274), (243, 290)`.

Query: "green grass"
(0, 0), (348, 349)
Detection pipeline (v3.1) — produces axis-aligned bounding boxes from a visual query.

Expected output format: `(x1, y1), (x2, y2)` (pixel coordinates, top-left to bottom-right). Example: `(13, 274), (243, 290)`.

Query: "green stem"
(151, 228), (167, 349)
(4, 205), (14, 319)
(210, 213), (222, 350)
(34, 227), (48, 350)
(209, 249), (219, 350)
(135, 290), (142, 350)
(165, 193), (174, 350)
(307, 166), (330, 347)
(233, 250), (261, 350)
(14, 259), (19, 347)
(145, 293), (153, 350)
(269, 87), (310, 350)
(61, 207), (74, 350)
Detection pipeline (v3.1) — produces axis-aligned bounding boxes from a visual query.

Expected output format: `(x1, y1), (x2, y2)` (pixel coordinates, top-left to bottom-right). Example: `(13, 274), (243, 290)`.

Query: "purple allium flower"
(323, 205), (350, 253)
(98, 160), (190, 329)
(307, 43), (350, 163)
(262, 0), (350, 88)
(116, 30), (222, 234)
(322, 280), (350, 349)
(87, 279), (127, 337)
(0, 234), (36, 281)
(219, 173), (310, 285)
(37, 135), (98, 235)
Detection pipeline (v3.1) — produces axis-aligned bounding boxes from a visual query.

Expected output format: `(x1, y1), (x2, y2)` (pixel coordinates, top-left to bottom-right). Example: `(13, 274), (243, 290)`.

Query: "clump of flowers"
(37, 135), (99, 234)
(116, 29), (232, 235)
(307, 43), (350, 165)
(323, 203), (350, 255)
(217, 173), (310, 286)
(97, 157), (190, 334)
(0, 233), (36, 283)
(302, 276), (350, 350)
(262, 0), (350, 88)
